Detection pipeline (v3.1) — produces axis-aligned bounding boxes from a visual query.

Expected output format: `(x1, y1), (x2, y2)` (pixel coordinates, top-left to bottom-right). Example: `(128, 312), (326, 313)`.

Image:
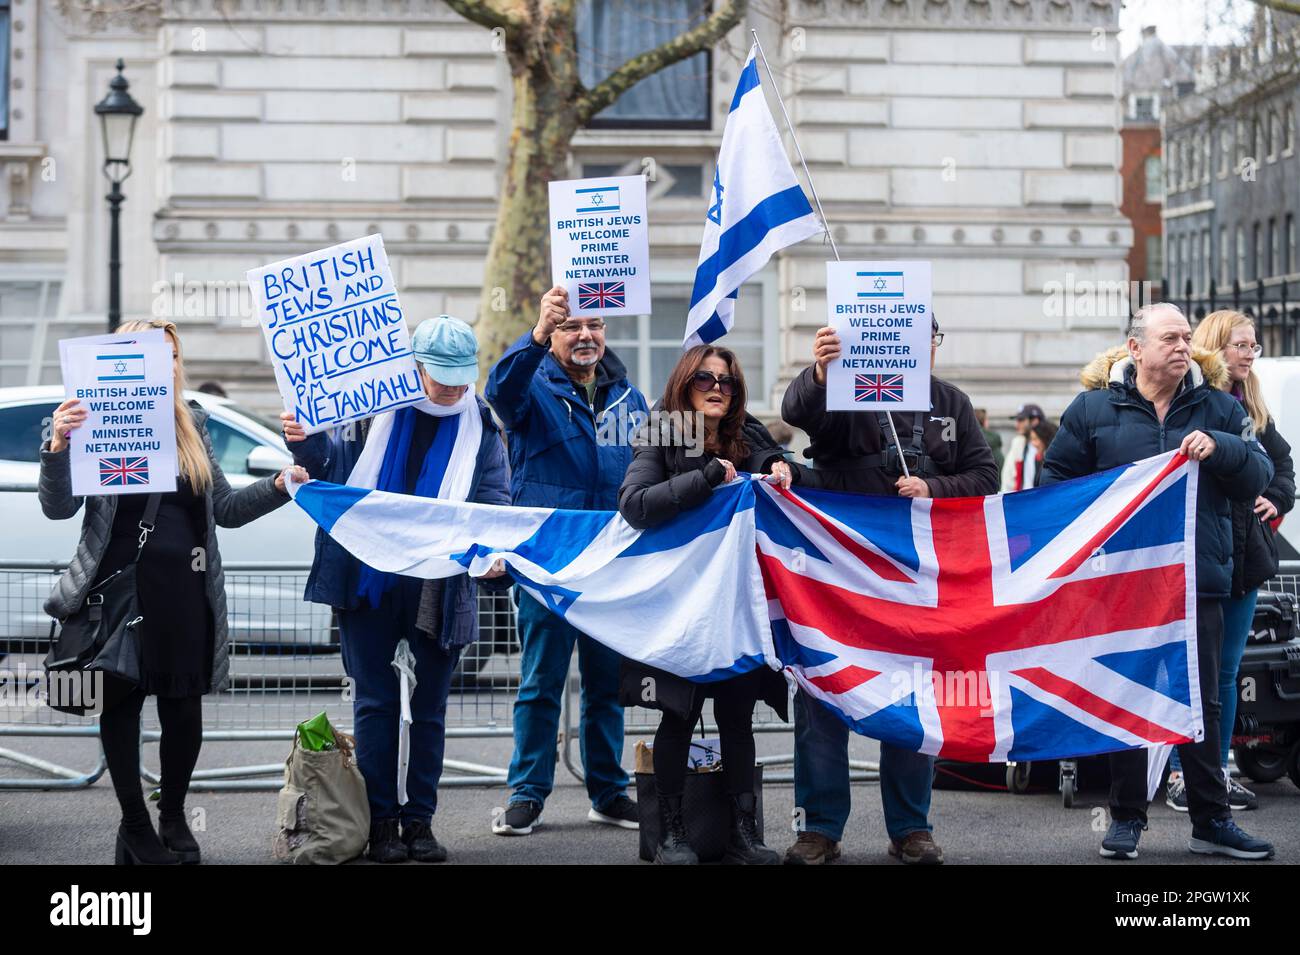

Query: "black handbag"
(1236, 512), (1280, 598)
(635, 719), (766, 863)
(43, 494), (161, 715)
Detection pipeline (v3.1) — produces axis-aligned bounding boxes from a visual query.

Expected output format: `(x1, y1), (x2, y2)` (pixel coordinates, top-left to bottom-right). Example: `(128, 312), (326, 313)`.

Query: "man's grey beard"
(570, 347), (599, 367)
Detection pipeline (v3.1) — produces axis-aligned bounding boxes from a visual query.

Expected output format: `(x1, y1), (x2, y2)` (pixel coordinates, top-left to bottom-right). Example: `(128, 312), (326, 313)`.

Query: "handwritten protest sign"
(59, 328), (178, 497)
(549, 175), (651, 317)
(826, 261), (932, 412)
(247, 234), (422, 435)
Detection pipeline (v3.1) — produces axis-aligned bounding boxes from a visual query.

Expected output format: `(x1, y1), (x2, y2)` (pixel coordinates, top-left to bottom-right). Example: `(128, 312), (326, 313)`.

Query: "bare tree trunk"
(476, 30), (581, 375)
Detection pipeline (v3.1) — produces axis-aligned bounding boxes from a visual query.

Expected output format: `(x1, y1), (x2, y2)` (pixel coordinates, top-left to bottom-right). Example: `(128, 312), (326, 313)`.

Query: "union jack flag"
(854, 373), (904, 403)
(99, 456), (151, 487)
(578, 282), (625, 311)
(755, 451), (1203, 762)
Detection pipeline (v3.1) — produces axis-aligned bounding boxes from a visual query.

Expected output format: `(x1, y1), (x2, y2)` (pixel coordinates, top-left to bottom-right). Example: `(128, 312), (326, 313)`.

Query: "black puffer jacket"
(1040, 348), (1274, 599)
(781, 365), (999, 497)
(1231, 419), (1294, 597)
(616, 415), (794, 720)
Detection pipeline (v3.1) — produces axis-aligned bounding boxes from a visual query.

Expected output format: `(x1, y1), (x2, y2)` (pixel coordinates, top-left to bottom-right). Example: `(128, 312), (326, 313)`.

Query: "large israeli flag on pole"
(684, 44), (825, 347)
(288, 476), (777, 681)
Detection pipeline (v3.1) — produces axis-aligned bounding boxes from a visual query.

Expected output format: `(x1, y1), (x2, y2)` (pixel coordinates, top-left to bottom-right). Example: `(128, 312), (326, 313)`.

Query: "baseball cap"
(1011, 403), (1045, 421)
(411, 314), (479, 387)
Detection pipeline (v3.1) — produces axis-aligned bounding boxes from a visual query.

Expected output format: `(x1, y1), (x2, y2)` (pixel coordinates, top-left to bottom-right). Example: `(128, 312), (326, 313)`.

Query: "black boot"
(401, 819), (448, 863)
(654, 792), (698, 865)
(158, 809), (201, 864)
(367, 819), (408, 864)
(114, 822), (180, 866)
(723, 792), (779, 865)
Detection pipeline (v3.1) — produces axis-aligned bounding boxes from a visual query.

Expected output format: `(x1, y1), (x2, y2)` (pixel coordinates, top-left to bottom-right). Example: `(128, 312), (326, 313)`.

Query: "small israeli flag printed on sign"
(576, 185), (620, 214)
(96, 353), (146, 382)
(857, 271), (905, 298)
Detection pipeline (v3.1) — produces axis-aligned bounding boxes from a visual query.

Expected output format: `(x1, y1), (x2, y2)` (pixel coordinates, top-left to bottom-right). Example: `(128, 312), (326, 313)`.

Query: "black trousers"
(98, 679), (204, 830)
(653, 669), (762, 797)
(1109, 597), (1230, 828)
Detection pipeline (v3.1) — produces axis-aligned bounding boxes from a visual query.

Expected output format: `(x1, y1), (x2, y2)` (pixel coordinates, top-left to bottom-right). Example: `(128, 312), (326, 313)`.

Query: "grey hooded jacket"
(38, 403), (290, 693)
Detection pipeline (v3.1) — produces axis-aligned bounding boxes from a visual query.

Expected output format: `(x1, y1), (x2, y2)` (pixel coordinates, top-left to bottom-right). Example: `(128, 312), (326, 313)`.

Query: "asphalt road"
(3, 714), (1296, 866)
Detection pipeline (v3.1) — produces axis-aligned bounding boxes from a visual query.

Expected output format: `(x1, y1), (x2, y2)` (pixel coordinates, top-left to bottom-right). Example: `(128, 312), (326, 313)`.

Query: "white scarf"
(346, 389), (483, 503)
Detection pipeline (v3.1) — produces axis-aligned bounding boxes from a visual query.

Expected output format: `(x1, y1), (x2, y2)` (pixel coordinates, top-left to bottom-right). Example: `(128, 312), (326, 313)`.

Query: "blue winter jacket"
(1040, 348), (1274, 599)
(485, 330), (649, 510)
(289, 396), (511, 648)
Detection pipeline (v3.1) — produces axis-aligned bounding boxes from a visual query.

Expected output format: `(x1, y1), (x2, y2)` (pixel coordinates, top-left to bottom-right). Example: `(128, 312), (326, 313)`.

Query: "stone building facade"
(2, 0), (1132, 424)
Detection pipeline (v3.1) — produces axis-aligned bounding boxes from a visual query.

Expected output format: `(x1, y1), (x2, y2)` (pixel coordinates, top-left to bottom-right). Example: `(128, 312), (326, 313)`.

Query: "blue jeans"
(1171, 590), (1257, 773)
(507, 589), (628, 810)
(793, 689), (935, 842)
(338, 576), (460, 823)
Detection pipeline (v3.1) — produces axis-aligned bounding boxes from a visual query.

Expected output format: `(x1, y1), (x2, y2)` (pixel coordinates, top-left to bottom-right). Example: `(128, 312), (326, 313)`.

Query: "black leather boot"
(158, 810), (201, 864)
(401, 819), (448, 863)
(654, 792), (698, 865)
(723, 792), (779, 865)
(114, 823), (180, 865)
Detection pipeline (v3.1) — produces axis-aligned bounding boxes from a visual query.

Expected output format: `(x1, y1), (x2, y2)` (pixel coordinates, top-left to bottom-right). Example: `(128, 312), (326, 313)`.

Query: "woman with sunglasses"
(618, 345), (805, 864)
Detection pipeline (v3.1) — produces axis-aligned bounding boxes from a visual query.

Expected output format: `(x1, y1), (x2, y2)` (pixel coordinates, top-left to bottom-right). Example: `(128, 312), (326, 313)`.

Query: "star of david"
(114, 361), (128, 374)
(707, 168), (724, 226)
(873, 278), (887, 291)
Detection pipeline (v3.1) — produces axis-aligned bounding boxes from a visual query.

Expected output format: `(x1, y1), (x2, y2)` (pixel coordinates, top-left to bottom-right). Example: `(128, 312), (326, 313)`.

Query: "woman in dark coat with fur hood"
(618, 344), (806, 865)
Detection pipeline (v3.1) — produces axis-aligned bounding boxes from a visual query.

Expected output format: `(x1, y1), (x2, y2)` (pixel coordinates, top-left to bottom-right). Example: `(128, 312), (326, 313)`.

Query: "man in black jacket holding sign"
(780, 316), (998, 865)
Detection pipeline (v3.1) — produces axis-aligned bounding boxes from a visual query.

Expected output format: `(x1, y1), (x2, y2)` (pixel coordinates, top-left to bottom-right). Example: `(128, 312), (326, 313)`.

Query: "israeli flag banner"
(684, 44), (824, 347)
(576, 185), (621, 215)
(96, 353), (146, 382)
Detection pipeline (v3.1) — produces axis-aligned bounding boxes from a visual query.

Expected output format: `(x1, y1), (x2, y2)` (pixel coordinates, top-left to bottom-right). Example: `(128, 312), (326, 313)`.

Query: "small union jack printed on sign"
(99, 456), (150, 487)
(854, 374), (904, 403)
(577, 282), (625, 311)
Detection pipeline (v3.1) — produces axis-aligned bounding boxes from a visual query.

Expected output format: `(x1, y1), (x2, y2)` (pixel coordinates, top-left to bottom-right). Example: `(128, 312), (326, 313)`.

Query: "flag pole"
(750, 30), (839, 262)
(751, 31), (912, 478)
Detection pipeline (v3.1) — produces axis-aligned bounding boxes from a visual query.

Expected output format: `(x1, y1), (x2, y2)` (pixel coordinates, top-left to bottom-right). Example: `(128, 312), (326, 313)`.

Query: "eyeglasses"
(1225, 342), (1263, 357)
(931, 333), (944, 346)
(690, 371), (739, 396)
(555, 320), (606, 335)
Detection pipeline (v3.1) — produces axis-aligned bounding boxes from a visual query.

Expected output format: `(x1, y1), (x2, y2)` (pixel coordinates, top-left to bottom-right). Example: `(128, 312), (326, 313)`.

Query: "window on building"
(1202, 229), (1211, 290)
(581, 160), (705, 199)
(0, 0), (10, 141)
(577, 0), (711, 129)
(1269, 110), (1282, 161)
(1286, 105), (1296, 155)
(1147, 234), (1163, 282)
(1236, 225), (1246, 283)
(605, 272), (779, 412)
(1166, 140), (1178, 191)
(1219, 225), (1229, 285)
(1202, 136), (1212, 184)
(1252, 222), (1261, 281)
(1236, 117), (1249, 170)
(1134, 96), (1156, 122)
(1219, 125), (1231, 177)
(1288, 214), (1295, 274)
(1144, 155), (1162, 202)
(1254, 114), (1265, 161)
(1179, 235), (1188, 293)
(1269, 218), (1279, 277)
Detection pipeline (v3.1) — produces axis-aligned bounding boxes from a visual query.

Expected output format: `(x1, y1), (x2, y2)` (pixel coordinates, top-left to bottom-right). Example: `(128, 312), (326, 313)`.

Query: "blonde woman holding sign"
(42, 319), (306, 865)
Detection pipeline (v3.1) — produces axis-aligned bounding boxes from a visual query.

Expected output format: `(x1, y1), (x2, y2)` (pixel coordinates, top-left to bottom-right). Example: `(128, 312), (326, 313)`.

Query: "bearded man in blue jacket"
(486, 285), (649, 836)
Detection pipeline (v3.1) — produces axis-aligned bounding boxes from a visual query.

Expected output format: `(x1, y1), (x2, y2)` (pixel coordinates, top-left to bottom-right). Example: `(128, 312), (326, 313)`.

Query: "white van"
(1254, 357), (1300, 560)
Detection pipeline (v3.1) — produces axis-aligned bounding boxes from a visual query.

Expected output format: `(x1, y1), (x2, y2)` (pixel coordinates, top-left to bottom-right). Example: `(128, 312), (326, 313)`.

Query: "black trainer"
(1099, 817), (1145, 859)
(1165, 773), (1189, 813)
(367, 818), (408, 863)
(493, 800), (542, 836)
(400, 819), (448, 863)
(589, 794), (639, 830)
(1227, 776), (1259, 811)
(1189, 817), (1274, 860)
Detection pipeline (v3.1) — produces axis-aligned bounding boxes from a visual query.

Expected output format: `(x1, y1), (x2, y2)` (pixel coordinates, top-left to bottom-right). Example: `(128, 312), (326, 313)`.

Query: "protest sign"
(59, 329), (178, 497)
(826, 261), (932, 412)
(549, 175), (651, 317)
(247, 234), (422, 435)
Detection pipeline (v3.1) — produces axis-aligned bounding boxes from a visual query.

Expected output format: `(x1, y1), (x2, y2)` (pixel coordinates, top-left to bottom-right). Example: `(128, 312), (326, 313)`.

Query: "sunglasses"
(691, 371), (740, 396)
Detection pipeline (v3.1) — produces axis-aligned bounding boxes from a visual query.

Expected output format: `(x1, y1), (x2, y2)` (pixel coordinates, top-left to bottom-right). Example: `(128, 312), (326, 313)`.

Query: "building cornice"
(789, 0), (1119, 32)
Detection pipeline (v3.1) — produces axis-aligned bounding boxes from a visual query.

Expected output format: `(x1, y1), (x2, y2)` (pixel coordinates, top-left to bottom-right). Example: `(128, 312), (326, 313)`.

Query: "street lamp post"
(94, 59), (143, 333)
